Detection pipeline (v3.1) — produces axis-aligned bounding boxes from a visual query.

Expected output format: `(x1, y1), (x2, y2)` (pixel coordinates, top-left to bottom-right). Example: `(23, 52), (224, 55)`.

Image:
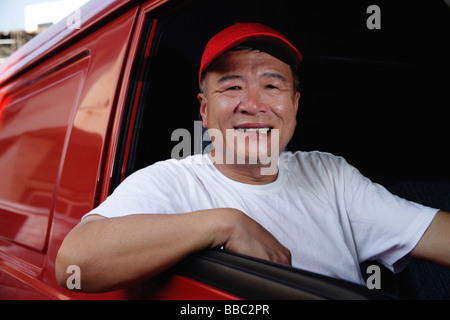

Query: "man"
(56, 23), (449, 293)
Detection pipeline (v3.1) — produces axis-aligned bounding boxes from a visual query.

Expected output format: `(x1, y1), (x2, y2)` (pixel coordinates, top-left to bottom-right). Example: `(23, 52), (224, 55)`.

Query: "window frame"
(106, 0), (396, 300)
(108, 0), (450, 299)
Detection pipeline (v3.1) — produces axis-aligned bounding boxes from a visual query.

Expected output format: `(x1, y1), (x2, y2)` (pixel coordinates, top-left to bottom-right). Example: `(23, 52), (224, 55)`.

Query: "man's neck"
(208, 153), (279, 185)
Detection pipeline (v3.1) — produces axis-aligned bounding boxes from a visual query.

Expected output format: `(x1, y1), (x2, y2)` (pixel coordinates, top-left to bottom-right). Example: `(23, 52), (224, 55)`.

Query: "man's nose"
(235, 87), (268, 114)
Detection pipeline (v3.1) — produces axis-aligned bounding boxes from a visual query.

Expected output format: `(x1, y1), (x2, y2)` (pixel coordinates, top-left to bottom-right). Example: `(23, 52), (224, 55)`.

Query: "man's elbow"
(55, 255), (65, 289)
(55, 248), (71, 290)
(55, 240), (85, 292)
(55, 233), (101, 293)
(55, 247), (103, 293)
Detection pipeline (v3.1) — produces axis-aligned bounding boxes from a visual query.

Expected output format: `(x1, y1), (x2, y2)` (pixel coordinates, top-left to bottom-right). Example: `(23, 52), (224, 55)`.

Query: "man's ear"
(294, 91), (300, 114)
(198, 93), (208, 128)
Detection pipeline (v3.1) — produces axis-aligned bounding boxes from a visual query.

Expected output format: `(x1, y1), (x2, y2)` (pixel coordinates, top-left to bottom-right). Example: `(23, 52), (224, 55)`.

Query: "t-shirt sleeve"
(341, 160), (438, 273)
(83, 160), (188, 219)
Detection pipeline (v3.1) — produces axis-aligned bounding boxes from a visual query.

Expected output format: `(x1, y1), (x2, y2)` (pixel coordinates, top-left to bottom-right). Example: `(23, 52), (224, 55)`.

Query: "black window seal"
(109, 16), (154, 194)
(168, 249), (395, 300)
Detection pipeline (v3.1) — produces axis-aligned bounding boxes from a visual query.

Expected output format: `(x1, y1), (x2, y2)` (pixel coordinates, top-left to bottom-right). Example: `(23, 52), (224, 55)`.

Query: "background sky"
(2, 0), (449, 32)
(0, 0), (89, 32)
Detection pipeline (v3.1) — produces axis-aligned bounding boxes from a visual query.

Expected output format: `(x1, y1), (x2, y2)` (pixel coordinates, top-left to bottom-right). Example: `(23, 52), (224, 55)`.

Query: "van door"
(0, 54), (89, 252)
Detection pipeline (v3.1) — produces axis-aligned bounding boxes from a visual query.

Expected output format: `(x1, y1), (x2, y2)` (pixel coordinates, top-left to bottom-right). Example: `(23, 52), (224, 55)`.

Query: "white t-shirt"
(84, 151), (438, 285)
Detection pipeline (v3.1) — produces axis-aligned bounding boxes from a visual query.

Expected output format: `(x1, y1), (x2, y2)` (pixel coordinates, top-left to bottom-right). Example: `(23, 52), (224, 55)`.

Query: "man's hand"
(216, 208), (292, 266)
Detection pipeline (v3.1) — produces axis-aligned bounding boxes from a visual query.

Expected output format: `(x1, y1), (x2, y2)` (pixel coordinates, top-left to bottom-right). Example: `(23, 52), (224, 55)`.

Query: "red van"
(0, 0), (448, 300)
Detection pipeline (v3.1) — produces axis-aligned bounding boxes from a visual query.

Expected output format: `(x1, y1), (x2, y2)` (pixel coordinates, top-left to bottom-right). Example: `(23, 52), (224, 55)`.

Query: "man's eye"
(266, 84), (278, 89)
(227, 86), (241, 91)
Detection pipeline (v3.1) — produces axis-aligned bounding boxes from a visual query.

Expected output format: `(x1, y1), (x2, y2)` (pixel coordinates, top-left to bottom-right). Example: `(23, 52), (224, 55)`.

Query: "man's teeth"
(235, 128), (271, 134)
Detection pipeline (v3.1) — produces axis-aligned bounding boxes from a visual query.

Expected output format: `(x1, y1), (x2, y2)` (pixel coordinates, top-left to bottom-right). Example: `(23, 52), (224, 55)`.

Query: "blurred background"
(0, 0), (89, 64)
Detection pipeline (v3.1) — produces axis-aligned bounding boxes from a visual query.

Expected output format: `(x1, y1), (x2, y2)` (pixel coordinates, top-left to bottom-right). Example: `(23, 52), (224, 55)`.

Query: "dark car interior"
(112, 0), (450, 299)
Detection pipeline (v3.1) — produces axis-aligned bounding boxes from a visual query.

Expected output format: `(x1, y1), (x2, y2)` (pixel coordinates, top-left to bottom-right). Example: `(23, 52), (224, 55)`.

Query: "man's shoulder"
(136, 154), (209, 177)
(281, 150), (352, 180)
(142, 154), (206, 169)
(282, 150), (347, 164)
(281, 151), (355, 195)
(122, 154), (208, 190)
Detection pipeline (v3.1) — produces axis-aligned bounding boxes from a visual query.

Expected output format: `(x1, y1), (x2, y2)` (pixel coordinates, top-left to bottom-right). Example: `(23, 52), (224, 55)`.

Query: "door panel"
(0, 57), (89, 251)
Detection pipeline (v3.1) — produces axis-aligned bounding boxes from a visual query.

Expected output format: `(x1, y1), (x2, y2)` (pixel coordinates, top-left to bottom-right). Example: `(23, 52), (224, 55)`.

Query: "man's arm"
(410, 210), (450, 268)
(55, 208), (291, 293)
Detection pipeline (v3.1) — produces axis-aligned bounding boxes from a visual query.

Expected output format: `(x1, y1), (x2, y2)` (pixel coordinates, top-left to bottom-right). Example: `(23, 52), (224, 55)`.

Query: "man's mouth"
(234, 125), (273, 134)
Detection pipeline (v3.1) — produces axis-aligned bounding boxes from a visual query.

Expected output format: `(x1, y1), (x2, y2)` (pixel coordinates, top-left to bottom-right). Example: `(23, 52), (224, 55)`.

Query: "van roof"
(0, 0), (134, 87)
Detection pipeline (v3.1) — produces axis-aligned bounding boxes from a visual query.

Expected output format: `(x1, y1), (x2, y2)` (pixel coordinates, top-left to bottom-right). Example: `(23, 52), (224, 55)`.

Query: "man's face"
(198, 50), (300, 165)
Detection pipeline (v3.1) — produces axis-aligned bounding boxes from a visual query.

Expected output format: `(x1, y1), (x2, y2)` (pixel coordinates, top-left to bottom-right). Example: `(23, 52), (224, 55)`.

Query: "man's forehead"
(208, 50), (292, 78)
(216, 72), (288, 84)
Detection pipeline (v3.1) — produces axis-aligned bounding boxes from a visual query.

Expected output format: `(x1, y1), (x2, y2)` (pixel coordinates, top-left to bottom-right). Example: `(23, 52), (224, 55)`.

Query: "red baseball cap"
(199, 23), (302, 85)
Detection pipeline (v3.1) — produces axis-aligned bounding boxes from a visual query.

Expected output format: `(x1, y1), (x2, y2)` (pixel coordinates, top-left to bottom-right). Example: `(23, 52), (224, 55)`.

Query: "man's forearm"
(411, 210), (450, 269)
(55, 209), (233, 293)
